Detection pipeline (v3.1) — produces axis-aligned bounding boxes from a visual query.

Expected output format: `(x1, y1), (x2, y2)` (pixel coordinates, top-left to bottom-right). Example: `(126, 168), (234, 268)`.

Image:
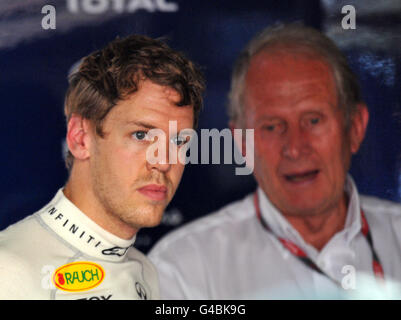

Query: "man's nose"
(147, 149), (172, 173)
(281, 127), (310, 160)
(146, 137), (173, 173)
(149, 159), (171, 173)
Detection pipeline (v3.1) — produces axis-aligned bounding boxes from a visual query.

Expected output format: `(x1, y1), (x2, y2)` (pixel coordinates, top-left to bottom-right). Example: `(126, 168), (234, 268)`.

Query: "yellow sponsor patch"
(53, 261), (105, 292)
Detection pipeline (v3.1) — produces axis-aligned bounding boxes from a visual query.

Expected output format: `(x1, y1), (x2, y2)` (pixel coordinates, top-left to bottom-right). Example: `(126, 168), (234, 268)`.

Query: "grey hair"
(228, 22), (362, 128)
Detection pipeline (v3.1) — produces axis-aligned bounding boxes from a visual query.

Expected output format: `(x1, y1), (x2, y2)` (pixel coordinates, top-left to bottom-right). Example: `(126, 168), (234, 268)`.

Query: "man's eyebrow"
(124, 120), (157, 129)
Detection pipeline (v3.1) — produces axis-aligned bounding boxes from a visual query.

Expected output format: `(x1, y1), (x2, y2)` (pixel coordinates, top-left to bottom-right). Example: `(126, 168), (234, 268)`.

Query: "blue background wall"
(0, 0), (400, 253)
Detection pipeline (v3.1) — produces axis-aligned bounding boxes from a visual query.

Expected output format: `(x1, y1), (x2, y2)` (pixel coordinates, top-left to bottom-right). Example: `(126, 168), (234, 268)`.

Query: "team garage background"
(0, 0), (400, 253)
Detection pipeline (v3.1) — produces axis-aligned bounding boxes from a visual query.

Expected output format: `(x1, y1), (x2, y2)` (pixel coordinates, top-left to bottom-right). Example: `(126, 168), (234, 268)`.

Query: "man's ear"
(66, 114), (92, 161)
(350, 103), (369, 154)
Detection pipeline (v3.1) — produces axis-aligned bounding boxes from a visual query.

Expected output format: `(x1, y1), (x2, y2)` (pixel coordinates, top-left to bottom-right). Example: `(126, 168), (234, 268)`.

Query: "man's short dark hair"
(64, 34), (205, 170)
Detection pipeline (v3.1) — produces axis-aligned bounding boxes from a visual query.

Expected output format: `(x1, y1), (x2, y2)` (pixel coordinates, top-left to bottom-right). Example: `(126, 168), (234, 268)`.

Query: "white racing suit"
(0, 189), (159, 300)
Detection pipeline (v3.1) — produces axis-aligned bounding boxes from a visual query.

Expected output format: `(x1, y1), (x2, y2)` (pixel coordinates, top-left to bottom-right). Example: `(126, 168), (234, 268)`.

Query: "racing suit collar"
(39, 188), (136, 262)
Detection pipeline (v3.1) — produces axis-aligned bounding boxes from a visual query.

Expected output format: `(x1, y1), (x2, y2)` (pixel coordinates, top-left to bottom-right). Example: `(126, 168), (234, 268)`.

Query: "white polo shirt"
(0, 189), (159, 300)
(149, 176), (401, 299)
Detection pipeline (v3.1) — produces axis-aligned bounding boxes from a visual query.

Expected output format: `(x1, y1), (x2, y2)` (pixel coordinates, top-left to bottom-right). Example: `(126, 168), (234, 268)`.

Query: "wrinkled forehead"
(244, 48), (337, 104)
(248, 44), (335, 82)
(251, 42), (330, 65)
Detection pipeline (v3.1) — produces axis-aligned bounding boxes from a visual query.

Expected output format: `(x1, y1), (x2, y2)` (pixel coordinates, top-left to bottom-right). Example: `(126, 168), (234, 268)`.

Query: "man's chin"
(141, 221), (163, 229)
(280, 201), (332, 217)
(130, 209), (165, 229)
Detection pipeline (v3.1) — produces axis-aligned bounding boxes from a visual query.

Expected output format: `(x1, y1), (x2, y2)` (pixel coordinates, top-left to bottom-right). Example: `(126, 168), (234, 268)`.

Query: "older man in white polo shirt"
(149, 23), (401, 299)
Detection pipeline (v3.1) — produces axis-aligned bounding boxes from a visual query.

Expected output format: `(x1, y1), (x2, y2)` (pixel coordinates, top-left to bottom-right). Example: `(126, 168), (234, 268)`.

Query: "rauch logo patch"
(53, 261), (105, 292)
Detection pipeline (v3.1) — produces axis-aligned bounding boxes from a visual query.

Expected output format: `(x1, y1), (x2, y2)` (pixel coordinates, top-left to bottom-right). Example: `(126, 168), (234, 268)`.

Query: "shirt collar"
(38, 188), (136, 262)
(342, 175), (362, 242)
(257, 175), (362, 255)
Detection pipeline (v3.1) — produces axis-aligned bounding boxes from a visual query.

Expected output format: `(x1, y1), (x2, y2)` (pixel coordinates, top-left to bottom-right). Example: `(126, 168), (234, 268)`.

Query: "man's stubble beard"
(90, 165), (169, 231)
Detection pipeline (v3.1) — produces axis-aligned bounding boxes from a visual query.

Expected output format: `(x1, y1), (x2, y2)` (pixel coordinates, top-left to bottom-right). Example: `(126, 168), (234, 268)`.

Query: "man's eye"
(263, 123), (283, 132)
(132, 131), (149, 141)
(310, 117), (320, 125)
(263, 125), (276, 132)
(266, 125), (276, 131)
(171, 136), (187, 146)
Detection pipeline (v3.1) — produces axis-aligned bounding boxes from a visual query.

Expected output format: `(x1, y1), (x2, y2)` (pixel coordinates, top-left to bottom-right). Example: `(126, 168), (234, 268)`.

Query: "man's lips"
(283, 169), (320, 183)
(137, 184), (168, 201)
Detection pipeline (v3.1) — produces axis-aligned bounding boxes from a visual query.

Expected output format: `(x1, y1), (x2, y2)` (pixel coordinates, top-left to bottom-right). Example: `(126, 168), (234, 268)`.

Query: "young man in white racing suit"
(0, 34), (204, 300)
